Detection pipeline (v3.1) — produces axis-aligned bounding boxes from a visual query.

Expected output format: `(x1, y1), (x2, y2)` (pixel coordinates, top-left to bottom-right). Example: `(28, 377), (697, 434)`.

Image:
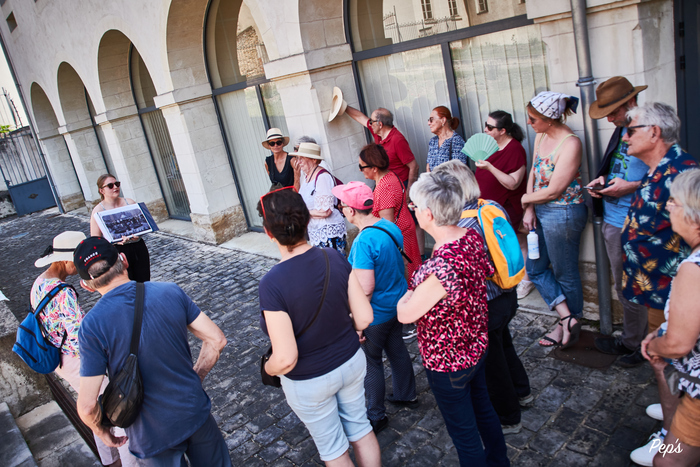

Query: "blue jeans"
(527, 203), (587, 318)
(425, 357), (510, 467)
(361, 317), (416, 421)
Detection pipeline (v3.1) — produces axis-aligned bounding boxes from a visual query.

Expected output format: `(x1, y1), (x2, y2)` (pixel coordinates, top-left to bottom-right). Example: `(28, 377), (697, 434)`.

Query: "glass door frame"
(344, 0), (534, 141)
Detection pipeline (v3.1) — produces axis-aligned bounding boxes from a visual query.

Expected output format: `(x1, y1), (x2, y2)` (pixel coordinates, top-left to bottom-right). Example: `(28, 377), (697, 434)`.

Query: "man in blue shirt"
(72, 237), (230, 466)
(332, 181), (417, 434)
(587, 77), (649, 367)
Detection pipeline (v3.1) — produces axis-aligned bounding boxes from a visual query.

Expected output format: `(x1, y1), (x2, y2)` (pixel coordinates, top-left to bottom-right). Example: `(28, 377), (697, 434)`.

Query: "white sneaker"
(517, 280), (535, 300)
(646, 403), (663, 421)
(630, 430), (664, 467)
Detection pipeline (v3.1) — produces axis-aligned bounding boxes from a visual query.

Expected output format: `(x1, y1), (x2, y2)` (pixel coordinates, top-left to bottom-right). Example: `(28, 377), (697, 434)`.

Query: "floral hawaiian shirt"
(620, 144), (698, 308)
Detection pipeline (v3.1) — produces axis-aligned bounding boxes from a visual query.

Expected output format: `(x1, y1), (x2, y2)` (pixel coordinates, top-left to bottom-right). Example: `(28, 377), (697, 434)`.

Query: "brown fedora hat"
(589, 76), (647, 119)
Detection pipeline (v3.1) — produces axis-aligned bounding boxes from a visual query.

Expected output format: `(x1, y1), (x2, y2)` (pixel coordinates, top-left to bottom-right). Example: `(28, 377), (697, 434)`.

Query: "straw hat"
(328, 87), (348, 122)
(289, 142), (323, 160)
(35, 231), (87, 268)
(261, 128), (290, 149)
(589, 77), (647, 119)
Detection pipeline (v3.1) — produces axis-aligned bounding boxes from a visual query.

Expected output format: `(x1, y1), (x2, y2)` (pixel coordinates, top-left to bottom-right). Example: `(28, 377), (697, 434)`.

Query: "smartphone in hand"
(585, 183), (606, 191)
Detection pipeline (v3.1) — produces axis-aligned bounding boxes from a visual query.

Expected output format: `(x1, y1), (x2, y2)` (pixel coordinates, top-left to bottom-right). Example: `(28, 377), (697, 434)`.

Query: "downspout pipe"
(0, 30), (63, 213)
(569, 0), (612, 334)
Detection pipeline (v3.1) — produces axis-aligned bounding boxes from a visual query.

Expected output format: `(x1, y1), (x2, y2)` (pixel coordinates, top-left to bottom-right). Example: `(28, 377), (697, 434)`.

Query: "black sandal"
(560, 315), (581, 350)
(538, 322), (563, 347)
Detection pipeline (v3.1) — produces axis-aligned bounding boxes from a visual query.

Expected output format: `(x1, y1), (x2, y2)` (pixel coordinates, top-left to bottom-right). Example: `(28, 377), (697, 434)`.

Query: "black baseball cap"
(73, 237), (119, 281)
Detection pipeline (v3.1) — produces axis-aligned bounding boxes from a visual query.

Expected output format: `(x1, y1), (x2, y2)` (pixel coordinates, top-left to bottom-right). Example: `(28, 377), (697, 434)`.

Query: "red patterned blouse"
(409, 229), (493, 372)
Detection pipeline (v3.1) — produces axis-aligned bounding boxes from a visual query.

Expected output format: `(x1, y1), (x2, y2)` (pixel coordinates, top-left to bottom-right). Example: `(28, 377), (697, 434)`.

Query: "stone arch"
(30, 83), (61, 139)
(57, 62), (93, 130)
(298, 0), (346, 52)
(165, 0), (210, 90)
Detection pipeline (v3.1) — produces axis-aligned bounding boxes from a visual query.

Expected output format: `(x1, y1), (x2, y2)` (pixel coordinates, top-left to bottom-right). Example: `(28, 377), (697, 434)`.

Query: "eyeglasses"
(666, 197), (682, 211)
(101, 181), (121, 189)
(268, 140), (285, 147)
(358, 163), (374, 171)
(484, 123), (500, 131)
(626, 125), (653, 137)
(259, 186), (296, 220)
(368, 119), (378, 125)
(407, 201), (417, 211)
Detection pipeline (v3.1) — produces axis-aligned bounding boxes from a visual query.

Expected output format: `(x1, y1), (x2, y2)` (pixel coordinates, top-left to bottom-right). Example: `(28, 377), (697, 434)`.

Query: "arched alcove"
(30, 83), (61, 138)
(97, 30), (137, 115)
(165, 0), (210, 90)
(57, 62), (93, 129)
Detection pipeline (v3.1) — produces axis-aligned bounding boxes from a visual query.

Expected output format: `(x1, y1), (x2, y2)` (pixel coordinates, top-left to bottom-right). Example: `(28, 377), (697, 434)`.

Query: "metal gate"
(0, 127), (56, 215)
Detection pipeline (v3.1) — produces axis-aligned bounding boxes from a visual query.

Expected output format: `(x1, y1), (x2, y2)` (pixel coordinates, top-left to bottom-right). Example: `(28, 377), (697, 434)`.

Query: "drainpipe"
(569, 0), (612, 334)
(0, 30), (63, 213)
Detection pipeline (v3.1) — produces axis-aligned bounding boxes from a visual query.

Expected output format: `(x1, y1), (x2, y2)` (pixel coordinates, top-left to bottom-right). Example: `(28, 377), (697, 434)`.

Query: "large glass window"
(207, 0), (288, 229)
(451, 24), (548, 163)
(349, 0), (527, 52)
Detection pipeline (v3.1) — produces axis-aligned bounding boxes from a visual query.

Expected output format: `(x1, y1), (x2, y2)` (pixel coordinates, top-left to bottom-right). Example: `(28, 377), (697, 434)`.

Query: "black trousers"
(485, 290), (531, 425)
(116, 237), (150, 282)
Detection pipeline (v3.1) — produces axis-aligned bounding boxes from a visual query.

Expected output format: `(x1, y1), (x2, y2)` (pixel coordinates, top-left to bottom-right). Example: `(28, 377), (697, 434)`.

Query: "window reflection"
(350, 0), (527, 52)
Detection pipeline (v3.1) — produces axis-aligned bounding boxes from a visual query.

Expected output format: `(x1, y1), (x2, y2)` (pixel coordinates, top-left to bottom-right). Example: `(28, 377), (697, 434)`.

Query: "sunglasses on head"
(102, 181), (121, 189)
(268, 140), (285, 147)
(259, 186), (296, 220)
(626, 125), (653, 137)
(484, 123), (500, 131)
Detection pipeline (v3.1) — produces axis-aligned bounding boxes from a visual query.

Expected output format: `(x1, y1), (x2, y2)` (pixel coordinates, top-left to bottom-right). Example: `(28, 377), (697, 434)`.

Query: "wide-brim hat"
(590, 77), (647, 119)
(261, 128), (290, 149)
(328, 87), (348, 122)
(35, 231), (87, 268)
(290, 142), (323, 160)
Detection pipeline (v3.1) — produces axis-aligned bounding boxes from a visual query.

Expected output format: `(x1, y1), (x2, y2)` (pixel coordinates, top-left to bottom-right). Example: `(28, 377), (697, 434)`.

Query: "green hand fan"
(461, 133), (499, 162)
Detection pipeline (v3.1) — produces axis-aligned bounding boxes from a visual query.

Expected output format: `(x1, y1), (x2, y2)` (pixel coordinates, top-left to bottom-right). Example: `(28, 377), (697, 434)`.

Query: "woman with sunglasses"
(262, 128), (297, 190)
(397, 171), (509, 466)
(257, 188), (380, 467)
(426, 106), (466, 172)
(359, 143), (421, 279)
(293, 142), (347, 256)
(476, 111), (532, 299)
(521, 91), (586, 349)
(90, 173), (150, 282)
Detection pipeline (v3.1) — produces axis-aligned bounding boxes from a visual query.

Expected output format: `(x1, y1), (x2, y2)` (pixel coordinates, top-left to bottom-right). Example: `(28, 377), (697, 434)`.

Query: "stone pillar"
(94, 109), (168, 222)
(154, 85), (246, 243)
(58, 124), (108, 210)
(264, 46), (367, 185)
(35, 130), (84, 212)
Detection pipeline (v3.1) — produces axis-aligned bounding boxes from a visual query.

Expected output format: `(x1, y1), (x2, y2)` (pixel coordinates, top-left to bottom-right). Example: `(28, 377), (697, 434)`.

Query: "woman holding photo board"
(90, 173), (151, 282)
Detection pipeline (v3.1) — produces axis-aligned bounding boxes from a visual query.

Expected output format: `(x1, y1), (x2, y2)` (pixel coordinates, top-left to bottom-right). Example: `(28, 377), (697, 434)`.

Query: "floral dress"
(372, 171), (422, 278)
(409, 230), (494, 372)
(620, 144), (698, 308)
(427, 133), (467, 171)
(30, 277), (83, 357)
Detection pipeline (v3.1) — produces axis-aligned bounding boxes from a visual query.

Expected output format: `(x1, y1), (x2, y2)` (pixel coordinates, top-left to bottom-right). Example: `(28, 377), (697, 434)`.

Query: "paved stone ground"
(0, 209), (660, 466)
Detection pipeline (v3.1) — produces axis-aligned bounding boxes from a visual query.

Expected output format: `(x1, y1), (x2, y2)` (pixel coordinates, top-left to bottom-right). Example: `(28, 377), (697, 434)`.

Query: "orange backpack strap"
(461, 199), (487, 218)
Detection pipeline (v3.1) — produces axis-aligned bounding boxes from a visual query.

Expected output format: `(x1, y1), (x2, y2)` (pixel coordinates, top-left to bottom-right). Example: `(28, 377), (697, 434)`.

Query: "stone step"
(15, 401), (100, 467)
(0, 401), (37, 467)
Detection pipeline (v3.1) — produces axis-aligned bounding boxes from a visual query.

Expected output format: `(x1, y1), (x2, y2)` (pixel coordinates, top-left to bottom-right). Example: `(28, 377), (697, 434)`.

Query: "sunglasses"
(484, 123), (500, 131)
(102, 181), (121, 189)
(268, 140), (285, 147)
(407, 201), (417, 211)
(368, 119), (378, 125)
(428, 117), (438, 123)
(259, 186), (296, 220)
(626, 125), (653, 137)
(359, 163), (374, 171)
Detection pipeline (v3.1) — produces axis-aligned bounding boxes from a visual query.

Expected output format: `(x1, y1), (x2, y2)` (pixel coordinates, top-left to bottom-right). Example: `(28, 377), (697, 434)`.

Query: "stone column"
(35, 130), (84, 212)
(154, 85), (246, 243)
(94, 108), (168, 222)
(58, 124), (108, 210)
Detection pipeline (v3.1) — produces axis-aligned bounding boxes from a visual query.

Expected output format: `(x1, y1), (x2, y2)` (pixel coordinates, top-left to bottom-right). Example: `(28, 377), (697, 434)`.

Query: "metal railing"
(0, 127), (44, 187)
(383, 13), (460, 43)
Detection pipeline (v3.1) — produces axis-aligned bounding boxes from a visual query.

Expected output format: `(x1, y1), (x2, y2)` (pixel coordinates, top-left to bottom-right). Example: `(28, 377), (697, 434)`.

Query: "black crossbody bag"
(261, 250), (330, 387)
(99, 282), (145, 428)
(362, 225), (413, 263)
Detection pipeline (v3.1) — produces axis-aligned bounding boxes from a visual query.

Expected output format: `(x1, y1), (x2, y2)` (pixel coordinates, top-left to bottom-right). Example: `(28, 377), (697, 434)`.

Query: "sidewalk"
(0, 209), (658, 466)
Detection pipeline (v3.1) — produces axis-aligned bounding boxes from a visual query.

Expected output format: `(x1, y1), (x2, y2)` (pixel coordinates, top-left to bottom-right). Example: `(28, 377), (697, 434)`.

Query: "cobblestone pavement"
(0, 210), (660, 466)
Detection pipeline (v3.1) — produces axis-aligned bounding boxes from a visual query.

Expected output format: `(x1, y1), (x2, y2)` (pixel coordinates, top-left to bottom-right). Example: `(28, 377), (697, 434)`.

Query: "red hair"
(433, 106), (460, 130)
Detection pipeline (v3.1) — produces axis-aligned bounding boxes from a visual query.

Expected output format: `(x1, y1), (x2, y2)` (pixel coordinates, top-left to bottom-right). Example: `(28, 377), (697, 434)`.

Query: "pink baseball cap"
(332, 181), (374, 210)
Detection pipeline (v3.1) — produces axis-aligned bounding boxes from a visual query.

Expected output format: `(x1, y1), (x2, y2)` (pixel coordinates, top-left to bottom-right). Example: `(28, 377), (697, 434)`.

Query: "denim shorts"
(280, 348), (372, 461)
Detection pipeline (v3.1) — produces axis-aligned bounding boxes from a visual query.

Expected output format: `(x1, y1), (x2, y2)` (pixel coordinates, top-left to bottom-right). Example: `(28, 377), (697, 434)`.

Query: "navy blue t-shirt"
(79, 281), (210, 458)
(259, 247), (360, 380)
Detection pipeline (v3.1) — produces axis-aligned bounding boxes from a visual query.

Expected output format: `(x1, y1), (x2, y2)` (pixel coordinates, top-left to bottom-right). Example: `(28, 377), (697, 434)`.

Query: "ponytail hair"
(433, 106), (460, 131)
(488, 110), (524, 142)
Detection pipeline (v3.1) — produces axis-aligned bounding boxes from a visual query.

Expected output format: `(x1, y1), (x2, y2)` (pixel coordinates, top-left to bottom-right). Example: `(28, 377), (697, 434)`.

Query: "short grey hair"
(670, 169), (700, 227)
(294, 135), (317, 151)
(83, 256), (127, 290)
(432, 160), (480, 203)
(409, 171), (464, 227)
(626, 102), (680, 145)
(375, 108), (394, 127)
